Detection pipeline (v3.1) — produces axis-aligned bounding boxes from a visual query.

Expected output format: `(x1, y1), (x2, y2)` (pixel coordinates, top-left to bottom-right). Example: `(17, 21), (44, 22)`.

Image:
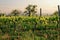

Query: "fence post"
(39, 8), (42, 19)
(58, 5), (60, 29)
(58, 5), (60, 40)
(58, 5), (60, 16)
(40, 8), (42, 17)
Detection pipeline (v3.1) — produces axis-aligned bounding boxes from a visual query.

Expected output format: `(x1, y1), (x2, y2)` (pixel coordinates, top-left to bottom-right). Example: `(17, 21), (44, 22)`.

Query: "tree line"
(0, 5), (58, 17)
(0, 5), (38, 17)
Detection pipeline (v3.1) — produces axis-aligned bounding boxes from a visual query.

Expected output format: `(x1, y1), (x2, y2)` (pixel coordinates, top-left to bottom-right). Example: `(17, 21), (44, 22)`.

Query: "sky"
(0, 0), (60, 14)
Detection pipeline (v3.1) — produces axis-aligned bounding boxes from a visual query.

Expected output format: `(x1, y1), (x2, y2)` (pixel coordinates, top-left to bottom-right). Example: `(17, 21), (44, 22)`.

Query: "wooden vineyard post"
(40, 8), (42, 17)
(58, 5), (60, 40)
(58, 5), (60, 16)
(39, 8), (42, 19)
(58, 5), (60, 30)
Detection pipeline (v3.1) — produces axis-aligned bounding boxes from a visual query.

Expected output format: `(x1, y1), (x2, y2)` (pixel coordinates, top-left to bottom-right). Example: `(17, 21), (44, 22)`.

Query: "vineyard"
(0, 15), (60, 40)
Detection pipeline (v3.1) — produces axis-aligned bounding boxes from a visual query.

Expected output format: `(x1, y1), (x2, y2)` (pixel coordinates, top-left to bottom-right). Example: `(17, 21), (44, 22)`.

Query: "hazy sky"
(0, 0), (60, 14)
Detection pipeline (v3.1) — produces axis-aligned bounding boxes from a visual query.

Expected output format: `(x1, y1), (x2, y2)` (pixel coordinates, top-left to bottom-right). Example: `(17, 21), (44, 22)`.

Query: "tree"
(53, 11), (58, 15)
(24, 5), (37, 16)
(52, 11), (58, 16)
(10, 10), (21, 16)
(0, 13), (5, 16)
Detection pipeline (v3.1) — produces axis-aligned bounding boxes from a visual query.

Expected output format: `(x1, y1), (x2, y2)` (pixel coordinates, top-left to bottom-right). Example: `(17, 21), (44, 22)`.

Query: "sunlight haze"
(0, 0), (60, 14)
